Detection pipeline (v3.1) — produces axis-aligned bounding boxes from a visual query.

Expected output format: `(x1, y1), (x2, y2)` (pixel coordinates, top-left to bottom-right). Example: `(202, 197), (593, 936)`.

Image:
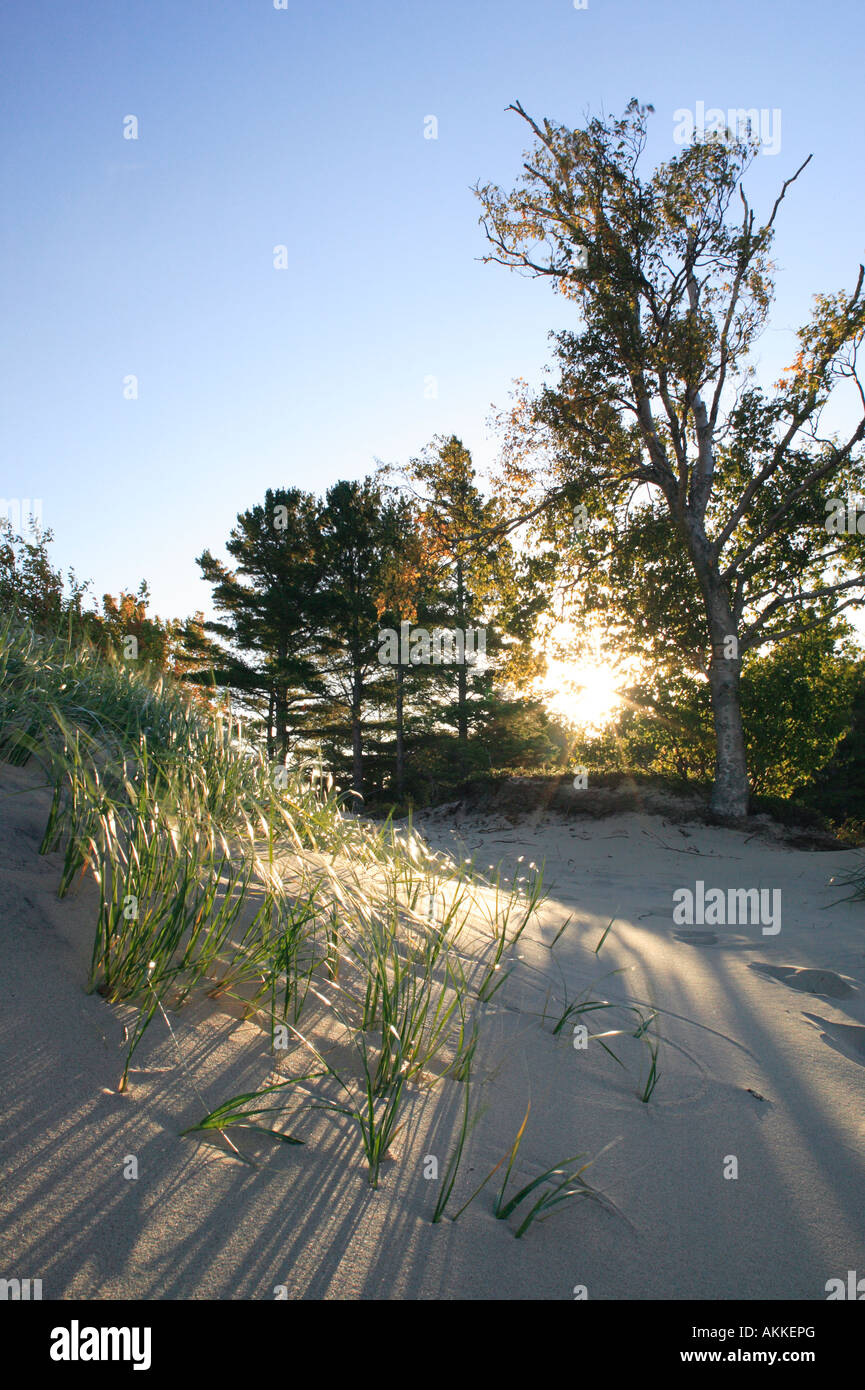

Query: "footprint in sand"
(673, 929), (718, 945)
(749, 963), (856, 999)
(802, 1013), (865, 1066)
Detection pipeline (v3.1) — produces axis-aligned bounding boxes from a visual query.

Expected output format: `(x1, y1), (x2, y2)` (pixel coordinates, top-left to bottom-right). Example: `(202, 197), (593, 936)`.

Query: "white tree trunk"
(707, 649), (749, 818)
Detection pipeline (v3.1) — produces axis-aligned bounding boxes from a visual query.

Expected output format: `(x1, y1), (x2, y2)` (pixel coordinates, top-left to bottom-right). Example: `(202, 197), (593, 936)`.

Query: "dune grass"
(0, 618), (552, 1184)
(1, 613), (661, 1227)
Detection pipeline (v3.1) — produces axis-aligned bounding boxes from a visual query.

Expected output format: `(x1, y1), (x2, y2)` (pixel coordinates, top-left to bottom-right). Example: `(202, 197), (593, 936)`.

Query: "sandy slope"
(2, 762), (864, 1301)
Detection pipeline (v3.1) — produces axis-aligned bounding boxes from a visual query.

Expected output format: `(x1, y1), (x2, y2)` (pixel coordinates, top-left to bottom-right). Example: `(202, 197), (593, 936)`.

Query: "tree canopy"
(476, 98), (865, 817)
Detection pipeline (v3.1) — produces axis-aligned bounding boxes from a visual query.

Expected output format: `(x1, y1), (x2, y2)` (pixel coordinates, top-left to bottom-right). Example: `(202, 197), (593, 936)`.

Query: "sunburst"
(533, 622), (633, 732)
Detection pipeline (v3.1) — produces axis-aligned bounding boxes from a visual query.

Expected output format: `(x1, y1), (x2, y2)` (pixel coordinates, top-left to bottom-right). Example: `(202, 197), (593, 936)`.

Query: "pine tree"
(195, 488), (325, 761)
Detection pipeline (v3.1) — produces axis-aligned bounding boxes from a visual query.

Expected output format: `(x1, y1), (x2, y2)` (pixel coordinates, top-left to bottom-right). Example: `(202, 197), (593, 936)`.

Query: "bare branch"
(720, 419), (865, 580)
(741, 573), (865, 649)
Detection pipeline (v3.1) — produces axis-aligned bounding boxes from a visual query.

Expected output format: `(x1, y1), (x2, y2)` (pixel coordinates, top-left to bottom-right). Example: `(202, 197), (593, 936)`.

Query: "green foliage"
(0, 520), (173, 667)
(569, 628), (862, 800)
(0, 519), (70, 628)
(477, 98), (865, 817)
(797, 681), (865, 829)
(740, 629), (862, 795)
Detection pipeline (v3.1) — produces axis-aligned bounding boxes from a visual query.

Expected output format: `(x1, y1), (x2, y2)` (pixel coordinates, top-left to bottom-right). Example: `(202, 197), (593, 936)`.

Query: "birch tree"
(477, 99), (865, 818)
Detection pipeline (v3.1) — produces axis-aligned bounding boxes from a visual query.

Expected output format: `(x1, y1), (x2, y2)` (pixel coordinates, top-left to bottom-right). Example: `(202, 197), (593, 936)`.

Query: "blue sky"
(1, 0), (862, 621)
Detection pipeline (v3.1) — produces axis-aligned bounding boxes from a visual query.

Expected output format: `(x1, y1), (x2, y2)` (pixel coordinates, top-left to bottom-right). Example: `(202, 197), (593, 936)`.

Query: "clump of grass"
(431, 1076), (475, 1223)
(548, 971), (663, 1099)
(475, 861), (546, 1001)
(501, 1157), (596, 1238)
(639, 1034), (661, 1102)
(431, 1081), (508, 1224)
(551, 996), (618, 1038)
(353, 1037), (408, 1187)
(488, 1103), (600, 1237)
(180, 1073), (320, 1146)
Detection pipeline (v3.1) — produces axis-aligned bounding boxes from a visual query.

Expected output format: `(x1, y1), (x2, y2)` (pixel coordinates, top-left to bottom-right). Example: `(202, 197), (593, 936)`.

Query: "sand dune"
(2, 762), (864, 1300)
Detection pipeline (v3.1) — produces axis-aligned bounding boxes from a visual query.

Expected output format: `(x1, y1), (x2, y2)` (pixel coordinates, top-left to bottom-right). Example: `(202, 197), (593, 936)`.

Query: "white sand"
(2, 762), (864, 1300)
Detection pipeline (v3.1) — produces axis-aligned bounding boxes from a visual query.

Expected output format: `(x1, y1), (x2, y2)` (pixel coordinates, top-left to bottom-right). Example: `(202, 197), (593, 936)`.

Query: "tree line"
(179, 435), (567, 803)
(0, 439), (567, 807)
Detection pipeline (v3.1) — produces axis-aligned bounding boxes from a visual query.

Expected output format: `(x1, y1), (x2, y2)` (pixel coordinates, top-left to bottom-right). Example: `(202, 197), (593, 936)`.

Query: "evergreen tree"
(195, 488), (325, 761)
(373, 490), (436, 799)
(403, 435), (518, 775)
(315, 478), (392, 796)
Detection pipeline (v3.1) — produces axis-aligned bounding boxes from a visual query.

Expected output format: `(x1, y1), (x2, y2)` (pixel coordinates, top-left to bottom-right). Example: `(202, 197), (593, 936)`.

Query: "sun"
(540, 654), (624, 732)
(531, 620), (632, 733)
